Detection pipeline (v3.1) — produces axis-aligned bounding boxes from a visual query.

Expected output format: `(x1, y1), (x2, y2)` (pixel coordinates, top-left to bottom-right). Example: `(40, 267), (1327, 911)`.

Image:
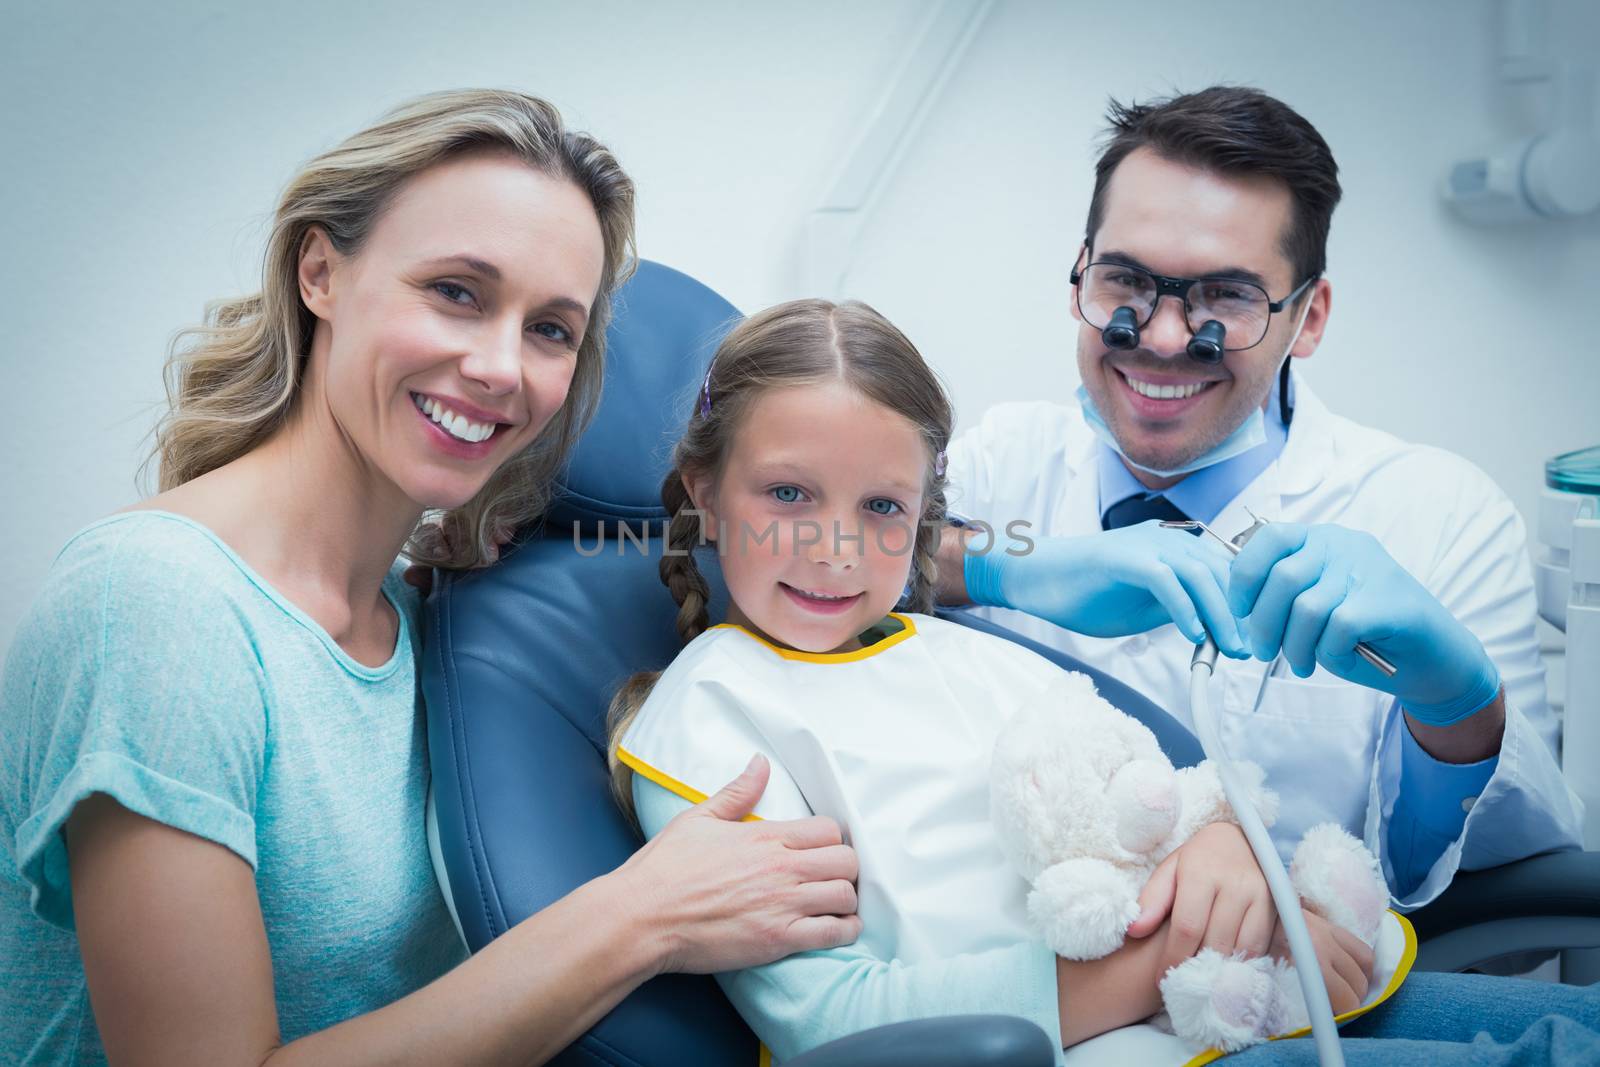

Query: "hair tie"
(934, 449), (948, 478)
(697, 366), (714, 418)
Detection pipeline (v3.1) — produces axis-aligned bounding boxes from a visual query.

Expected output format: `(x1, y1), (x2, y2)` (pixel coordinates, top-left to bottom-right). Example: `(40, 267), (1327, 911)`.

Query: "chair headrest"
(549, 260), (740, 527)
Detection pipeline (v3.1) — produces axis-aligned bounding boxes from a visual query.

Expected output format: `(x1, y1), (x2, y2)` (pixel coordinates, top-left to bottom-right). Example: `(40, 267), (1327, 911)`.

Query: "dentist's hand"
(1228, 523), (1501, 725)
(963, 522), (1250, 657)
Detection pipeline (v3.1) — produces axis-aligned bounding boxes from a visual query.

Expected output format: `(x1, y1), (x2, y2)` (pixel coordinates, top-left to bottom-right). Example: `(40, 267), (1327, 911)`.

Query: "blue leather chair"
(422, 261), (1600, 1066)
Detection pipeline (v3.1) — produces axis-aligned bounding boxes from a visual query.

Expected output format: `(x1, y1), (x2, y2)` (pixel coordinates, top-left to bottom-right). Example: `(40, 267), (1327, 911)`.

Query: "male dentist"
(936, 86), (1582, 964)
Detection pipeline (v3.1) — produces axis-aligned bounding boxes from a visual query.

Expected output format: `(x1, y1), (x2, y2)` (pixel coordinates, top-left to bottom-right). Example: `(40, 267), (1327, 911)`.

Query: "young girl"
(604, 298), (1338, 1062)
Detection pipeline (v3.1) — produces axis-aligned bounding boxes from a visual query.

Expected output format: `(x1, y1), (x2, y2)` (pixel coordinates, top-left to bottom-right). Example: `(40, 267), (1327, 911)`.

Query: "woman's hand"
(613, 755), (863, 975)
(1126, 821), (1276, 973)
(1270, 909), (1374, 1015)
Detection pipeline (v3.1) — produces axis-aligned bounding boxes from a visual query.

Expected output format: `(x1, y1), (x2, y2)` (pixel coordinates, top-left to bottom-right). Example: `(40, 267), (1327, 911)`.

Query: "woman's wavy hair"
(605, 299), (955, 818)
(147, 89), (636, 569)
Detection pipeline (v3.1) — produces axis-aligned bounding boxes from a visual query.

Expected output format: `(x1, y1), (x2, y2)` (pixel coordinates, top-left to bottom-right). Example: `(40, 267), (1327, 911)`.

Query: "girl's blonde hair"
(147, 89), (636, 569)
(605, 298), (955, 818)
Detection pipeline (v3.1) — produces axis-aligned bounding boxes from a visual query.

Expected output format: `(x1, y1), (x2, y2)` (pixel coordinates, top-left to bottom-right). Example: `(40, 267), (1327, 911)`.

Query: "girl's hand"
(1270, 909), (1375, 1015)
(614, 755), (864, 975)
(1127, 821), (1276, 973)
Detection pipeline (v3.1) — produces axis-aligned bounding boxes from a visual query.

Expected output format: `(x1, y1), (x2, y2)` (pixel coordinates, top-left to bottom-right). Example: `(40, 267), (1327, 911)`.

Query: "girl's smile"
(779, 582), (866, 615)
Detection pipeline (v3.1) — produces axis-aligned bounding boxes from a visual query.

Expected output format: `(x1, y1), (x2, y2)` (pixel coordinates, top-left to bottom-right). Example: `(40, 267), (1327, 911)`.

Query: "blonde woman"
(0, 90), (860, 1065)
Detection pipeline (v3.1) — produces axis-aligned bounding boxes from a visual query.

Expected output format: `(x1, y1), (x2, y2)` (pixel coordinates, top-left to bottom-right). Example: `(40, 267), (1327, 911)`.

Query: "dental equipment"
(1163, 512), (1350, 1067)
(1095, 304), (1230, 364)
(1160, 515), (1398, 678)
(1185, 318), (1227, 363)
(1539, 445), (1600, 850)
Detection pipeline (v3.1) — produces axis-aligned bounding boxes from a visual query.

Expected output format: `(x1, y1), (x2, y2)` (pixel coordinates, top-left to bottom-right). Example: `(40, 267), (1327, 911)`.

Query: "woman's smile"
(409, 390), (508, 459)
(409, 391), (515, 460)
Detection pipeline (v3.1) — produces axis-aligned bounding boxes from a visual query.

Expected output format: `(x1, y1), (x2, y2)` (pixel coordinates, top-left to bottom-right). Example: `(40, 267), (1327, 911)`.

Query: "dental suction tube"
(1188, 652), (1344, 1065)
(1188, 519), (1346, 1067)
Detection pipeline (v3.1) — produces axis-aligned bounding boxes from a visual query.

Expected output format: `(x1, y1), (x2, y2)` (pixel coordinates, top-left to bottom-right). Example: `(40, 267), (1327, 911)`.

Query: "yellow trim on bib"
(759, 1042), (772, 1067)
(1180, 910), (1418, 1065)
(615, 746), (763, 822)
(713, 612), (918, 664)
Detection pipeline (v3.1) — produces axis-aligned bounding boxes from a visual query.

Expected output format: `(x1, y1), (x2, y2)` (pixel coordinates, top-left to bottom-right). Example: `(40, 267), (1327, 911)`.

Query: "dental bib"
(619, 613), (1061, 963)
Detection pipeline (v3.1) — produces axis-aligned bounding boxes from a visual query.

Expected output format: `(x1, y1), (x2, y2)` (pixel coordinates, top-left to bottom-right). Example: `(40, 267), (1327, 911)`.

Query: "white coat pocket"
(1217, 664), (1383, 861)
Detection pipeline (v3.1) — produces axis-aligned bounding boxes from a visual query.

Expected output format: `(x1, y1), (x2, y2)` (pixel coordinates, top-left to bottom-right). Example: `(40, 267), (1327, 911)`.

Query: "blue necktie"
(1102, 493), (1192, 532)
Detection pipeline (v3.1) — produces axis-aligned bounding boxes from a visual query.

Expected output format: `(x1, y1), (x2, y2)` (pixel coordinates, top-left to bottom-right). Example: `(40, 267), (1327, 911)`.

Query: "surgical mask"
(1077, 300), (1312, 479)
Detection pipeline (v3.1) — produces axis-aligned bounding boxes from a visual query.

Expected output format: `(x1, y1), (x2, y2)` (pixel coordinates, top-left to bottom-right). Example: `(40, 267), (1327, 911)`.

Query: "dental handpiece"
(1160, 516), (1398, 678)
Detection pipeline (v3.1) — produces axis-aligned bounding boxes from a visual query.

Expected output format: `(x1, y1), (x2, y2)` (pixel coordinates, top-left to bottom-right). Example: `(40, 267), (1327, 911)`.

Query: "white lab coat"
(944, 372), (1584, 908)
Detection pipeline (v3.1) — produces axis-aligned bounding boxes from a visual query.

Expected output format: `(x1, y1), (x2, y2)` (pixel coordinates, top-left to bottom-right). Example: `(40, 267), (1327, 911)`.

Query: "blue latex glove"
(1227, 523), (1501, 725)
(963, 521), (1250, 657)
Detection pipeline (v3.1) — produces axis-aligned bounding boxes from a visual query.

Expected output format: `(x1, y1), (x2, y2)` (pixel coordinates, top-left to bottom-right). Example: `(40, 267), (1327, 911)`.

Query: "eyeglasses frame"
(1069, 247), (1318, 353)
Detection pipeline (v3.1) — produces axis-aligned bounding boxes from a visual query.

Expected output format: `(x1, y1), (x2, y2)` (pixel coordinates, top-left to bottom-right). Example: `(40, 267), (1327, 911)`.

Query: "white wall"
(3, 0), (1597, 656)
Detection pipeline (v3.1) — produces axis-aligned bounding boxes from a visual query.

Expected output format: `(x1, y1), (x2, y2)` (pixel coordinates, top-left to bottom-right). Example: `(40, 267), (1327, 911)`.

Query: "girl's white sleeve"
(631, 777), (1065, 1064)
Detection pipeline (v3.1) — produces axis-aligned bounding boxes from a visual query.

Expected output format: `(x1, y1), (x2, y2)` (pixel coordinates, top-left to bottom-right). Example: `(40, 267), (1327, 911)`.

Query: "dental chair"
(422, 261), (1600, 1067)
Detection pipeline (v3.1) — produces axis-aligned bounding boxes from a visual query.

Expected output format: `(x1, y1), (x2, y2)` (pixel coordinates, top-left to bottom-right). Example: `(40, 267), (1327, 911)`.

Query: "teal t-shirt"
(0, 512), (467, 1063)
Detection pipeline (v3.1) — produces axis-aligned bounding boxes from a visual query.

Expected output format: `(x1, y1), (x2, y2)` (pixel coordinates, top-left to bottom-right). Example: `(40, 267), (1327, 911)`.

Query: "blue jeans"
(1229, 972), (1600, 1064)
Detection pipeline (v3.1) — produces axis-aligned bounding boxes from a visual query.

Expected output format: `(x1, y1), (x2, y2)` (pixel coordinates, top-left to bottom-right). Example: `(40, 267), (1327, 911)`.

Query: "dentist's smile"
(1113, 368), (1222, 420)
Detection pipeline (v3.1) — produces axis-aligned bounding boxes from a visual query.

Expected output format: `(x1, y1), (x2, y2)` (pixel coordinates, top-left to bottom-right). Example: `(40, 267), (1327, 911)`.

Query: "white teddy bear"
(990, 672), (1389, 1053)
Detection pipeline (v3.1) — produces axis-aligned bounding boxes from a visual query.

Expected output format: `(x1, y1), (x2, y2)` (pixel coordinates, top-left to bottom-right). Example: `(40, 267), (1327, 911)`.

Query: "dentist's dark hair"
(1085, 85), (1342, 286)
(604, 299), (955, 821)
